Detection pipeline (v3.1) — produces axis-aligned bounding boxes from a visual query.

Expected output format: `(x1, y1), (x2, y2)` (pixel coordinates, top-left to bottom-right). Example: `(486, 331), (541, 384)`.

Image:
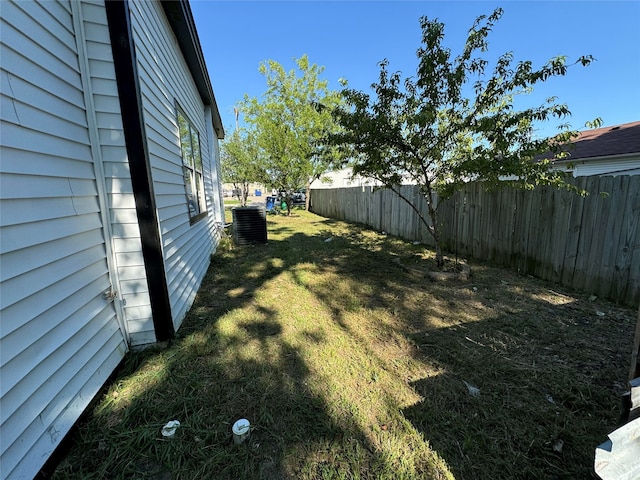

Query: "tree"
(331, 8), (597, 267)
(220, 129), (260, 207)
(242, 55), (344, 214)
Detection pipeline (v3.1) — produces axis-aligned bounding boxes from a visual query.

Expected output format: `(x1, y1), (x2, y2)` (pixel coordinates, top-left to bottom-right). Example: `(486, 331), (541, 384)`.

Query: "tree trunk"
(232, 182), (244, 206)
(433, 226), (444, 267)
(424, 186), (444, 267)
(242, 184), (249, 207)
(286, 197), (292, 215)
(389, 184), (444, 267)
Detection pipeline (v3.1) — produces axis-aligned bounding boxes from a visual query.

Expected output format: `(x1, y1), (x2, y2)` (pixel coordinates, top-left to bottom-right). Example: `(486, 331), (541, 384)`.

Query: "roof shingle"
(553, 121), (640, 161)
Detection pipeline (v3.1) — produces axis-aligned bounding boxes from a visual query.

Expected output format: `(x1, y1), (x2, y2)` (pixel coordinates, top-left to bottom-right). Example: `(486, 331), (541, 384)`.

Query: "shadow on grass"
(402, 304), (631, 480)
(52, 213), (635, 480)
(293, 230), (633, 479)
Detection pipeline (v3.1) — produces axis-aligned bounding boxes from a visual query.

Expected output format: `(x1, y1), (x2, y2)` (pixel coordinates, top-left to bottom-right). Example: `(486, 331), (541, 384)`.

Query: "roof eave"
(160, 0), (225, 139)
(553, 151), (640, 165)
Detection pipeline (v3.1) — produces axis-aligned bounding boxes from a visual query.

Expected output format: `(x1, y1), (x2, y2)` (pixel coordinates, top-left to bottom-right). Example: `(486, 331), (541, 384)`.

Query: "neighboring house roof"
(552, 121), (640, 161)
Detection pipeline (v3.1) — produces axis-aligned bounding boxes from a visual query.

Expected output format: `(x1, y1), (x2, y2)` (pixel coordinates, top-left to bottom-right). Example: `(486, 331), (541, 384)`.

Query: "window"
(177, 106), (207, 222)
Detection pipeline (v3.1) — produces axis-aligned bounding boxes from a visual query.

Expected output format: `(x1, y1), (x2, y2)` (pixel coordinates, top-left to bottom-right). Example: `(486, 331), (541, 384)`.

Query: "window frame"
(176, 103), (208, 224)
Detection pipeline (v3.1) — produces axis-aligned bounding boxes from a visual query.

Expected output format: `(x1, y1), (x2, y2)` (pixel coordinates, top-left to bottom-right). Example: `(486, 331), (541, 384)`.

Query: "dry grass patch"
(52, 209), (635, 480)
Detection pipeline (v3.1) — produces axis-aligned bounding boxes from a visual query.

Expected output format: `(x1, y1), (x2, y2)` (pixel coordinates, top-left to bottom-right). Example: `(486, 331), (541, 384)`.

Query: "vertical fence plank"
(470, 183), (482, 259)
(607, 176), (631, 302)
(369, 187), (378, 230)
(461, 185), (471, 255)
(536, 185), (555, 280)
(404, 186), (413, 239)
(453, 190), (466, 258)
(598, 176), (626, 299)
(548, 186), (573, 284)
(479, 186), (490, 260)
(494, 188), (511, 266)
(500, 187), (516, 268)
(311, 175), (639, 306)
(486, 188), (499, 263)
(511, 187), (528, 273)
(381, 189), (390, 233)
(495, 187), (509, 265)
(572, 176), (600, 291)
(389, 188), (398, 234)
(629, 231), (640, 306)
(584, 176), (614, 293)
(521, 187), (535, 274)
(540, 186), (555, 279)
(561, 176), (587, 286)
(418, 185), (424, 242)
(456, 187), (469, 256)
(624, 180), (640, 306)
(524, 185), (542, 274)
(440, 189), (458, 255)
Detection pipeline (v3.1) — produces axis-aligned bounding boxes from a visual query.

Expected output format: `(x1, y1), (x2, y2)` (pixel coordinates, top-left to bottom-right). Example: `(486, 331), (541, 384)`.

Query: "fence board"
(462, 185), (473, 256)
(309, 175), (640, 306)
(524, 184), (542, 274)
(530, 186), (545, 277)
(548, 187), (573, 283)
(598, 176), (626, 299)
(511, 188), (527, 273)
(469, 183), (482, 258)
(625, 183), (640, 306)
(572, 176), (600, 291)
(584, 177), (613, 292)
(454, 192), (466, 257)
(561, 177), (587, 286)
(440, 191), (458, 254)
(497, 188), (510, 264)
(542, 186), (559, 281)
(487, 189), (499, 263)
(541, 186), (555, 277)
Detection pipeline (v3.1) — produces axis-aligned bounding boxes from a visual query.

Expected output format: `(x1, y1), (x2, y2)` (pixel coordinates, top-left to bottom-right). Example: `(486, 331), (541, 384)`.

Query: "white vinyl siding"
(553, 156), (640, 177)
(573, 157), (640, 177)
(204, 106), (225, 223)
(130, 1), (223, 329)
(0, 1), (128, 478)
(79, 0), (155, 346)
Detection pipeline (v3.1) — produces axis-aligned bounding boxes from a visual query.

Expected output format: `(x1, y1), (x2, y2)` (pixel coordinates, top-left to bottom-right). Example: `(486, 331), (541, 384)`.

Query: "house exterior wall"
(310, 167), (384, 189)
(0, 1), (129, 478)
(570, 156), (640, 177)
(1, 1), (224, 475)
(553, 156), (640, 177)
(79, 0), (156, 346)
(129, 0), (224, 330)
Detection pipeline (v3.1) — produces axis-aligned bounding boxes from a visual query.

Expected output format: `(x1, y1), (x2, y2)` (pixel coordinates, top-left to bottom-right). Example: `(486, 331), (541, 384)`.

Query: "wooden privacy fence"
(309, 175), (640, 307)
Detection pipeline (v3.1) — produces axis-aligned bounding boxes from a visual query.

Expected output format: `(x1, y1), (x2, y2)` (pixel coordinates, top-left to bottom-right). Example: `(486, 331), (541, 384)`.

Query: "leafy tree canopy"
(331, 8), (598, 266)
(241, 55), (345, 213)
(220, 129), (260, 206)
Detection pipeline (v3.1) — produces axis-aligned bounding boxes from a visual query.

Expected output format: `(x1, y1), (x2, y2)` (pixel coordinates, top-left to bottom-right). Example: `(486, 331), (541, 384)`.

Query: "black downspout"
(105, 0), (174, 341)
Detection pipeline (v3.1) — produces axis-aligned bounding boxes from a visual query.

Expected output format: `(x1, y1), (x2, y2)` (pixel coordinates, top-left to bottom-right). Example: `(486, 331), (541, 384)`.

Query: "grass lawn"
(53, 209), (636, 479)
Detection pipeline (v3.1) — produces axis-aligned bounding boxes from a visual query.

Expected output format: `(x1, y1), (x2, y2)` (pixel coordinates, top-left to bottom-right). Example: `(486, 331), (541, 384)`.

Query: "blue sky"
(190, 1), (640, 139)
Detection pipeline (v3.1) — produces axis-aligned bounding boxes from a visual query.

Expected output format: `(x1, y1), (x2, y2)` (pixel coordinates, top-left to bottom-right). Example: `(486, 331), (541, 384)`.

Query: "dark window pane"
(178, 111), (193, 167)
(196, 172), (206, 212)
(183, 166), (198, 216)
(177, 104), (207, 221)
(192, 131), (202, 171)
